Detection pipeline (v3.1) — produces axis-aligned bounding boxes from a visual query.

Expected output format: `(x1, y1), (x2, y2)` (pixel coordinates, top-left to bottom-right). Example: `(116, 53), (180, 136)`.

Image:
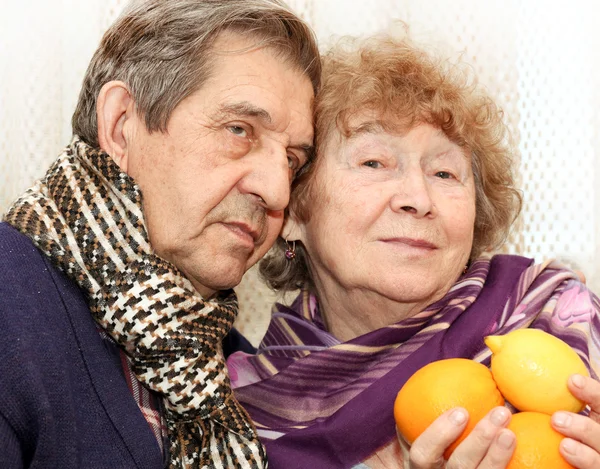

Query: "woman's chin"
(365, 273), (454, 307)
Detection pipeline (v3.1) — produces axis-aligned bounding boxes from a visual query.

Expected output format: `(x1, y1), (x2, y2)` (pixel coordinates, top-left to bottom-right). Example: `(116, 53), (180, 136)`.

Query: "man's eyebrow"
(216, 101), (272, 124)
(296, 143), (315, 162)
(218, 101), (314, 157)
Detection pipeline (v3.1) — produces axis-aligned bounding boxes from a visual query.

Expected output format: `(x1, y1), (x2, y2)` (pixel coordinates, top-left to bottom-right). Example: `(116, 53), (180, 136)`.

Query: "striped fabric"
(119, 352), (166, 452)
(228, 255), (600, 469)
(98, 328), (167, 453)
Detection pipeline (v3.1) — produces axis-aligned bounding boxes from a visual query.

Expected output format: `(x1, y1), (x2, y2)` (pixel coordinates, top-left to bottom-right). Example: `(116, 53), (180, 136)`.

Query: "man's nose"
(238, 145), (291, 212)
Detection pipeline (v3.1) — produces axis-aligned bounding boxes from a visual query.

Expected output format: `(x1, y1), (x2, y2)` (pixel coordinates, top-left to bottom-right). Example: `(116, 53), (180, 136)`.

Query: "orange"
(506, 412), (574, 469)
(394, 358), (504, 459)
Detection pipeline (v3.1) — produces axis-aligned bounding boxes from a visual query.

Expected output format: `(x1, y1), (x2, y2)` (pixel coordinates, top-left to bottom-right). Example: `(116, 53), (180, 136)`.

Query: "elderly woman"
(228, 34), (600, 469)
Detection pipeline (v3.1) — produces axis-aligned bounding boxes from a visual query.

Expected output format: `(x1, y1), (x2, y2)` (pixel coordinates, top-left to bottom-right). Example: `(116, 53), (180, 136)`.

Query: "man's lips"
(221, 221), (260, 245)
(382, 237), (438, 250)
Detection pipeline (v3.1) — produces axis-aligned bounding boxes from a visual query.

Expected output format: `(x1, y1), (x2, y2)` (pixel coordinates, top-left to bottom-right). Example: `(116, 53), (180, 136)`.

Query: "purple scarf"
(229, 255), (600, 468)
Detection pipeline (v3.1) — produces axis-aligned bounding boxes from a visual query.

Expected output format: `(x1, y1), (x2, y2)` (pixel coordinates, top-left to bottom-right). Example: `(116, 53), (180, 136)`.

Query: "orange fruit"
(394, 358), (504, 459)
(506, 412), (574, 469)
(485, 329), (588, 415)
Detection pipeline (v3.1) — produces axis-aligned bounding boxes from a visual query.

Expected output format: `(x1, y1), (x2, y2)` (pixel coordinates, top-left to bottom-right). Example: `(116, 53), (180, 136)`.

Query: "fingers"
(558, 437), (600, 469)
(408, 407), (515, 469)
(553, 375), (600, 468)
(552, 406), (600, 468)
(553, 410), (600, 449)
(478, 429), (516, 468)
(408, 408), (469, 469)
(446, 407), (515, 469)
(567, 374), (600, 422)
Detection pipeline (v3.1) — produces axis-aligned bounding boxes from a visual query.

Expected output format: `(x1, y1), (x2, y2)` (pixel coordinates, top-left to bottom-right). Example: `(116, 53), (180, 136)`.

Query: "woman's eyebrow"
(431, 148), (470, 161)
(348, 120), (387, 138)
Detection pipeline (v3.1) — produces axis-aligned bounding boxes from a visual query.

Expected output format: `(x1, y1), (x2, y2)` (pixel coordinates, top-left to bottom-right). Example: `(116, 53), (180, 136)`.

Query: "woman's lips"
(382, 237), (438, 250)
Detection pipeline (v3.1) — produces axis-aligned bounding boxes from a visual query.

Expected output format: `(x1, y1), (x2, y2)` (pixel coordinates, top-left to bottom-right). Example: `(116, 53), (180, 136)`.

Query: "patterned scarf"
(228, 255), (600, 468)
(4, 138), (267, 469)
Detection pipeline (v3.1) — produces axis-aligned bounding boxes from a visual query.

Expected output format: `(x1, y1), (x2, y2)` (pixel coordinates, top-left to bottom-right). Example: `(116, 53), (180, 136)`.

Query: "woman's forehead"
(320, 121), (471, 166)
(332, 112), (445, 145)
(339, 109), (421, 138)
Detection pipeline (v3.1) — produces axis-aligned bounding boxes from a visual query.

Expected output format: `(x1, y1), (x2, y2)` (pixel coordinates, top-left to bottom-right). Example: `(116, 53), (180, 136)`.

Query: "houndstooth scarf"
(4, 138), (267, 469)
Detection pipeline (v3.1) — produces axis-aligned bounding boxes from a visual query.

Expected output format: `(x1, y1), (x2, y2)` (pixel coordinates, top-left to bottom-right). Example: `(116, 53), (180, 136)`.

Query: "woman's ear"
(96, 80), (134, 172)
(281, 213), (305, 242)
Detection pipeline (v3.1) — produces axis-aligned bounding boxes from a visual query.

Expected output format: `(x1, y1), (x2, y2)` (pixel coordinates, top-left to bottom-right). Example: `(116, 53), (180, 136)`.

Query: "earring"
(462, 264), (469, 275)
(284, 239), (296, 260)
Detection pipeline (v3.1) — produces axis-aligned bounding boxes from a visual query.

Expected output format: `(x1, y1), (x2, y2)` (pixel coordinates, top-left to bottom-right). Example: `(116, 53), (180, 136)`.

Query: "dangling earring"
(462, 264), (469, 275)
(284, 239), (296, 260)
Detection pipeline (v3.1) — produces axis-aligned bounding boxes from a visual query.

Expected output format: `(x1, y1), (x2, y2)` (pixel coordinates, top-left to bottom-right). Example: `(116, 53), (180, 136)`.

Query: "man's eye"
(227, 125), (248, 137)
(363, 160), (382, 169)
(288, 157), (305, 180)
(435, 171), (454, 179)
(288, 156), (299, 170)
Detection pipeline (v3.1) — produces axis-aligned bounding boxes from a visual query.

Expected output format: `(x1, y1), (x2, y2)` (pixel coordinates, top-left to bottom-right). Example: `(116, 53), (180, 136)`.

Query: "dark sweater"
(0, 222), (254, 468)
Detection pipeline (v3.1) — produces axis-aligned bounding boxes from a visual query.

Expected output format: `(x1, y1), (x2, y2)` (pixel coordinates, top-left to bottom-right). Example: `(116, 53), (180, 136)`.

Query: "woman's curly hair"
(260, 33), (522, 292)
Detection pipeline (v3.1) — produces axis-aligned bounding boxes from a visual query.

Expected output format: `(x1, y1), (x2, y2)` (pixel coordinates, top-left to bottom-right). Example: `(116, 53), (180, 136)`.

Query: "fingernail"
(450, 408), (467, 426)
(562, 438), (578, 455)
(571, 374), (585, 389)
(490, 407), (509, 426)
(497, 430), (515, 449)
(553, 412), (572, 428)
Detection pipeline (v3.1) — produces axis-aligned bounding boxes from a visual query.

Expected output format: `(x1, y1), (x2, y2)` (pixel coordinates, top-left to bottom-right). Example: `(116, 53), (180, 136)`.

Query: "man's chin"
(191, 267), (247, 297)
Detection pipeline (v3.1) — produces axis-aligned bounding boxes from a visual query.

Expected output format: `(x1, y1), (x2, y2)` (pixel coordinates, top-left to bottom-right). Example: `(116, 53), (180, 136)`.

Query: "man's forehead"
(210, 30), (265, 55)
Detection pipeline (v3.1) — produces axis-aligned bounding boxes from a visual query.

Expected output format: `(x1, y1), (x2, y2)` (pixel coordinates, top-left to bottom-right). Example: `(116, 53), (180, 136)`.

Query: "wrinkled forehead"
(335, 108), (421, 141)
(318, 109), (472, 170)
(322, 108), (423, 149)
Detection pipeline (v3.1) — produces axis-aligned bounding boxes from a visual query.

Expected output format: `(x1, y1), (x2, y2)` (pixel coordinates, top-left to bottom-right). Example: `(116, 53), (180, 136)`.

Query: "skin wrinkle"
(211, 100), (313, 172)
(119, 33), (313, 298)
(289, 122), (476, 342)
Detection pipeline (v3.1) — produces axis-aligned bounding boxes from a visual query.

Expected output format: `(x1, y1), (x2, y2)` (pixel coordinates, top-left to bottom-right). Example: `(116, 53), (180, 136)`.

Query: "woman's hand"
(551, 374), (600, 468)
(406, 406), (515, 468)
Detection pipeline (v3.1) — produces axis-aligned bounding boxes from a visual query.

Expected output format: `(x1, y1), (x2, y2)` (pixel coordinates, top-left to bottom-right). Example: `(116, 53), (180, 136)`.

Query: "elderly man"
(0, 1), (319, 468)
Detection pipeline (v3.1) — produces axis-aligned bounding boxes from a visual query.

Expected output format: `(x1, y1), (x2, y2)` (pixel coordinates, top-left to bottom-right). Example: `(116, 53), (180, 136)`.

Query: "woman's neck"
(315, 283), (434, 342)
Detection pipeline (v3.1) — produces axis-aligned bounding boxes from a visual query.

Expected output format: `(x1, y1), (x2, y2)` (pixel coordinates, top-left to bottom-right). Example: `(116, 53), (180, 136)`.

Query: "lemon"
(484, 329), (588, 414)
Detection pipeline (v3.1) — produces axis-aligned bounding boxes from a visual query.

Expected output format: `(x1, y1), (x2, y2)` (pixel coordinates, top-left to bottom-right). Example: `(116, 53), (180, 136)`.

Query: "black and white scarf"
(4, 137), (267, 468)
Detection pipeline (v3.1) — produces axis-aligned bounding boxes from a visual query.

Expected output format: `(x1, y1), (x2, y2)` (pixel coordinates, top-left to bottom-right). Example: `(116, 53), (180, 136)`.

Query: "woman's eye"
(363, 160), (382, 169)
(227, 125), (248, 138)
(435, 171), (454, 179)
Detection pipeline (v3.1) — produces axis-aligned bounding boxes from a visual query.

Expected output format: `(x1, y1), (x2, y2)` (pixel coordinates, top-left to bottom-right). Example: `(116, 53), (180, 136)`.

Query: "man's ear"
(96, 80), (134, 172)
(281, 213), (305, 242)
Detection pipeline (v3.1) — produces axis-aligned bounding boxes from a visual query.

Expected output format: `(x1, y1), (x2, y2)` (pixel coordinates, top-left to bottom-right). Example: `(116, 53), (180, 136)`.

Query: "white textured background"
(2, 0), (600, 345)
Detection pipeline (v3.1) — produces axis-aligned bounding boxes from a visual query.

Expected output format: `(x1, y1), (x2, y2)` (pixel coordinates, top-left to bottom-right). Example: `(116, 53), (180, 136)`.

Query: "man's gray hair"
(72, 0), (321, 147)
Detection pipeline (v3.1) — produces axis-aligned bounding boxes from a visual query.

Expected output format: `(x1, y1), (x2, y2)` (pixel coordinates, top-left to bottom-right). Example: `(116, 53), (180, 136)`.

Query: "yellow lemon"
(485, 329), (588, 414)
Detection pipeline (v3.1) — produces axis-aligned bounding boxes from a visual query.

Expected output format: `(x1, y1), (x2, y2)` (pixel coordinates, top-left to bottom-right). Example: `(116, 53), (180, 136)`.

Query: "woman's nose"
(389, 173), (435, 217)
